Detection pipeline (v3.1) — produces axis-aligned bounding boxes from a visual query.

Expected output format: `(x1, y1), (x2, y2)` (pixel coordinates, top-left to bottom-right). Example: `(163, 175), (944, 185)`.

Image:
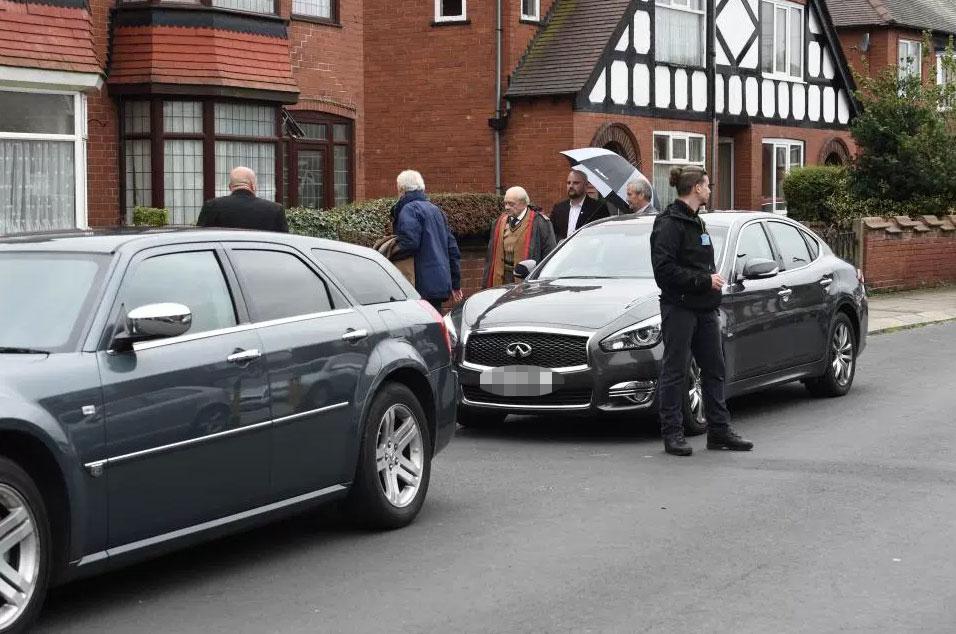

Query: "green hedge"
(781, 166), (846, 224)
(287, 192), (504, 246)
(132, 206), (169, 227)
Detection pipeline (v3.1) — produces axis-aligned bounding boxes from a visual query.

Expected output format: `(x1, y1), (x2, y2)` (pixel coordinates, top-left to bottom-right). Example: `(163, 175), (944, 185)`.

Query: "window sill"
(761, 73), (807, 84)
(291, 14), (340, 27)
(431, 18), (470, 27)
(519, 17), (540, 25)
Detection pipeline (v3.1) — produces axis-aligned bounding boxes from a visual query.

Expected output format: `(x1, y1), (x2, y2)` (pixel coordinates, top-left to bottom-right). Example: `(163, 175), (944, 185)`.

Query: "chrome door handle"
(778, 288), (793, 298)
(820, 277), (833, 287)
(227, 349), (261, 364)
(341, 329), (368, 342)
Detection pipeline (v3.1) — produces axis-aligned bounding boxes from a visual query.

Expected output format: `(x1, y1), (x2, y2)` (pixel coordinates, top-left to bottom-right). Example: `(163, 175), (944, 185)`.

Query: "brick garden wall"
(861, 215), (956, 292)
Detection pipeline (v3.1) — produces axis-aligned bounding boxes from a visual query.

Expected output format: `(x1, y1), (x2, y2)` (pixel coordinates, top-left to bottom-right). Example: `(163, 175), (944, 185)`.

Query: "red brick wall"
(838, 27), (933, 82)
(86, 0), (117, 227)
(861, 216), (956, 292)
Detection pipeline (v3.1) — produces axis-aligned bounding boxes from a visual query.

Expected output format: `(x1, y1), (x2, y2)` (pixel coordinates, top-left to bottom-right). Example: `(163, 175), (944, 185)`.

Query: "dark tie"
(508, 214), (521, 229)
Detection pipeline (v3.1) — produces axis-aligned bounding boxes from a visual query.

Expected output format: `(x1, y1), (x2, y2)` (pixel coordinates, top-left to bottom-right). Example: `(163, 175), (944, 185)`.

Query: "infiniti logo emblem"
(506, 342), (533, 359)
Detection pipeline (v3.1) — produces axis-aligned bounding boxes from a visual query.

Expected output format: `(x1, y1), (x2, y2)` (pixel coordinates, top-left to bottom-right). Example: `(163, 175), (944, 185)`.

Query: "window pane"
(300, 123), (327, 140)
(214, 103), (276, 137)
(164, 140), (203, 225)
(767, 222), (811, 269)
(292, 0), (330, 17)
(522, 0), (537, 18)
(124, 139), (152, 214)
(124, 101), (151, 135)
(333, 145), (349, 206)
(775, 7), (787, 74)
(689, 137), (704, 162)
(0, 92), (74, 134)
(0, 140), (75, 233)
(313, 249), (407, 305)
(215, 141), (276, 202)
(774, 146), (787, 212)
(332, 123), (348, 142)
(735, 223), (775, 276)
(789, 143), (802, 168)
(655, 5), (704, 66)
(761, 143), (773, 201)
(211, 0), (274, 13)
(120, 251), (237, 334)
(231, 250), (332, 320)
(653, 162), (676, 208)
(760, 2), (773, 73)
(654, 135), (669, 161)
(297, 149), (325, 209)
(789, 8), (802, 77)
(672, 137), (687, 160)
(440, 0), (463, 17)
(163, 101), (202, 134)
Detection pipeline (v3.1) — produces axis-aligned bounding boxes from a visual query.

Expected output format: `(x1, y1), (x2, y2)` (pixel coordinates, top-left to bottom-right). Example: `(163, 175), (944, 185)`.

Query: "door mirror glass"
(742, 258), (780, 280)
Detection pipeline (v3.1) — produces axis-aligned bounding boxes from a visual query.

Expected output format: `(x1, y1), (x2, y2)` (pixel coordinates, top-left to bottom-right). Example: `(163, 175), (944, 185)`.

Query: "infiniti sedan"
(0, 228), (456, 633)
(445, 212), (867, 432)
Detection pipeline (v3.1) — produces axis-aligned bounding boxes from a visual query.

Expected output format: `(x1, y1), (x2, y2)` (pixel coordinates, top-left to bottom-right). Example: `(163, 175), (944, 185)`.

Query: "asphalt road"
(36, 323), (956, 633)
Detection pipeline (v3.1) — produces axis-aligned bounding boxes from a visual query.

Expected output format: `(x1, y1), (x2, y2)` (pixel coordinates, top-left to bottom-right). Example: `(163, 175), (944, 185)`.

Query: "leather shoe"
(707, 429), (753, 451)
(664, 436), (693, 456)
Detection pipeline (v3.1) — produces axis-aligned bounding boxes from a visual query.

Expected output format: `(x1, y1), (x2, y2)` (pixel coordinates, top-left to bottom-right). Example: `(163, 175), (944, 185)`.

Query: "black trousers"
(658, 302), (731, 439)
(426, 297), (447, 312)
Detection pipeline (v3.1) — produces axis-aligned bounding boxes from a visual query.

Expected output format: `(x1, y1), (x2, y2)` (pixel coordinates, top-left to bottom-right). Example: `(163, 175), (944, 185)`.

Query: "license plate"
(479, 365), (563, 397)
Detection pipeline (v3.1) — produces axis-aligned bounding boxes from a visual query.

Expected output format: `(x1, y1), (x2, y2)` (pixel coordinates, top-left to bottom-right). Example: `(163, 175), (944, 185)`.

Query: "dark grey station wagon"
(0, 228), (457, 632)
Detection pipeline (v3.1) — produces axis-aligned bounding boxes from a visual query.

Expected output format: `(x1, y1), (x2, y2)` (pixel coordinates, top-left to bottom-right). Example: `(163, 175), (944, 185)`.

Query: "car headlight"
(442, 313), (459, 349)
(599, 314), (662, 352)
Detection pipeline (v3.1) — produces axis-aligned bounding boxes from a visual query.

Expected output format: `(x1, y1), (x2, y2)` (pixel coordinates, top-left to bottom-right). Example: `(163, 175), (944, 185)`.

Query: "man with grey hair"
(197, 166), (288, 231)
(625, 177), (657, 216)
(390, 169), (462, 311)
(482, 186), (556, 288)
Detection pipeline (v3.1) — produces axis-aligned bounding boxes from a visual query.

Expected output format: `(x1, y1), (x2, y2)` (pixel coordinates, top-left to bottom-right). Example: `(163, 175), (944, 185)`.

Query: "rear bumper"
(429, 365), (459, 454)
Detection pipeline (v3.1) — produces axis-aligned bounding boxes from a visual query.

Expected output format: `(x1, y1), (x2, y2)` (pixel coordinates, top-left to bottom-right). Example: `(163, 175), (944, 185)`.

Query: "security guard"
(650, 166), (753, 457)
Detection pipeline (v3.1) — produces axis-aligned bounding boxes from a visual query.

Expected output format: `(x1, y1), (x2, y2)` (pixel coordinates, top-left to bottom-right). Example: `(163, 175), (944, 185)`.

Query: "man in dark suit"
(550, 169), (609, 241)
(196, 166), (288, 232)
(625, 177), (658, 216)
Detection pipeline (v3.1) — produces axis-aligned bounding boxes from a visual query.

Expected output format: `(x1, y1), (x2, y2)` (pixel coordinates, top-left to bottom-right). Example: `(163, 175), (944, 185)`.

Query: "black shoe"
(707, 429), (753, 451)
(664, 436), (693, 456)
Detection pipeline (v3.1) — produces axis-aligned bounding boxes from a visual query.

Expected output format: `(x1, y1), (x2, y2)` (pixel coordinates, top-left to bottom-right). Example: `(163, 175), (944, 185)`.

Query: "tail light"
(418, 300), (452, 356)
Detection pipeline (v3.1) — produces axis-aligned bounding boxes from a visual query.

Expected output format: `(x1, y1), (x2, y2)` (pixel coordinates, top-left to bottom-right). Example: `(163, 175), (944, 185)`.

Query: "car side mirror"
(111, 303), (192, 352)
(742, 258), (780, 280)
(513, 259), (537, 280)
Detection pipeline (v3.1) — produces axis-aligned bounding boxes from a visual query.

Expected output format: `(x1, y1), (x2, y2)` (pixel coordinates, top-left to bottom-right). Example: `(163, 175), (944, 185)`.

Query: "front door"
(98, 245), (272, 548)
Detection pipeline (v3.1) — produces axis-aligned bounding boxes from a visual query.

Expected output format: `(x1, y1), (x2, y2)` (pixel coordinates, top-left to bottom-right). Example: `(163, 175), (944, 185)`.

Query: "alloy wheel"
(0, 484), (40, 631)
(688, 359), (705, 424)
(831, 322), (854, 386)
(375, 404), (424, 508)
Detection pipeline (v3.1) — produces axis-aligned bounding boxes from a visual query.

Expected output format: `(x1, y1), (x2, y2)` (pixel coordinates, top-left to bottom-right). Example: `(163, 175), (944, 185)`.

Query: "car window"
(801, 229), (820, 260)
(767, 222), (812, 270)
(313, 249), (407, 305)
(734, 223), (775, 277)
(231, 249), (333, 321)
(119, 251), (237, 335)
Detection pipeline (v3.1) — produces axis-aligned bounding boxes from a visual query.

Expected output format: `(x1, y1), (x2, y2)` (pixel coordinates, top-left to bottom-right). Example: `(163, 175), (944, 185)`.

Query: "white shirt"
(568, 198), (585, 233)
(509, 207), (529, 226)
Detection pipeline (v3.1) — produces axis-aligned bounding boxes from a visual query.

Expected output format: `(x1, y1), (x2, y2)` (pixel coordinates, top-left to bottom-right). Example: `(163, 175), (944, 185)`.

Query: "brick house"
(1, 0), (860, 234)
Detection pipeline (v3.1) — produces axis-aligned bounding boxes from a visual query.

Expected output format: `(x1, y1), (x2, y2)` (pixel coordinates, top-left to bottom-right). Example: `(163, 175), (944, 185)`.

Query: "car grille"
(464, 332), (588, 368)
(462, 385), (592, 407)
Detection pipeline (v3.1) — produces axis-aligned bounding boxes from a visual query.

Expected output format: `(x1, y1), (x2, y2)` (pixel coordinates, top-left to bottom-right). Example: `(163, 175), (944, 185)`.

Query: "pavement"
(867, 285), (956, 334)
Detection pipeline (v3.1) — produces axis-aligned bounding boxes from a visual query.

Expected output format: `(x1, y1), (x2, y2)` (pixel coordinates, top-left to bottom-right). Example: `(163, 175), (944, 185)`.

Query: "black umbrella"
(560, 147), (659, 213)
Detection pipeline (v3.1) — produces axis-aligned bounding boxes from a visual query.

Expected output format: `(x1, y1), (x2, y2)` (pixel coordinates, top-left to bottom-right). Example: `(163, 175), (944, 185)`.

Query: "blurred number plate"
(479, 365), (563, 397)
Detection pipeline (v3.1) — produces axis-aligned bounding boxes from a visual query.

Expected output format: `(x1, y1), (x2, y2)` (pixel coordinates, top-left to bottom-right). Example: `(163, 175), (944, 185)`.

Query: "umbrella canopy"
(560, 147), (659, 213)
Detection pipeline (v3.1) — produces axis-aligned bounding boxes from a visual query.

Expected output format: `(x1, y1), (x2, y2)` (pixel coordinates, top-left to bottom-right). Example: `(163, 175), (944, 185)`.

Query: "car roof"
(588, 210), (780, 229)
(0, 226), (371, 255)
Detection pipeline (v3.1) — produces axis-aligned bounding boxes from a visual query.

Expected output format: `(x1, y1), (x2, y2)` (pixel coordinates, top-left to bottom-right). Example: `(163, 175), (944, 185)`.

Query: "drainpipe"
(494, 0), (503, 194)
(709, 0), (719, 209)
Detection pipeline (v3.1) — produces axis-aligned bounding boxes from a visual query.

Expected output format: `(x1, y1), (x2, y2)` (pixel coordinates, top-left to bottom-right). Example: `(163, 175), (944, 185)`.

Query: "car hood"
(467, 278), (661, 330)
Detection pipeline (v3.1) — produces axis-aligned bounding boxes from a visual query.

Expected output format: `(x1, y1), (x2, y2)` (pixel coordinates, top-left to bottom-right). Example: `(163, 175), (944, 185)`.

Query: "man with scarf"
(392, 170), (462, 311)
(483, 186), (557, 288)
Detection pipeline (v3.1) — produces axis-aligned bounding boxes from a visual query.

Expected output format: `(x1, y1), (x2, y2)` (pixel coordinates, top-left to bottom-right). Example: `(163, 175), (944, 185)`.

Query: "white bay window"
(762, 139), (803, 213)
(653, 131), (706, 207)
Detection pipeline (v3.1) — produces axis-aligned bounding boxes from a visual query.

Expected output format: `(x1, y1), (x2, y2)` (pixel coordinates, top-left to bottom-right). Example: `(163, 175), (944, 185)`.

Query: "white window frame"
(655, 0), (706, 67)
(898, 39), (922, 80)
(653, 131), (707, 207)
(762, 138), (803, 214)
(434, 0), (466, 23)
(761, 0), (804, 81)
(937, 51), (955, 109)
(0, 86), (87, 230)
(520, 0), (540, 21)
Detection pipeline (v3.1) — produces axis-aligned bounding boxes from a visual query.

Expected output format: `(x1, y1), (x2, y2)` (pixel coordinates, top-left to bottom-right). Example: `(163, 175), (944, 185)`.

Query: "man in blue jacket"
(392, 170), (463, 311)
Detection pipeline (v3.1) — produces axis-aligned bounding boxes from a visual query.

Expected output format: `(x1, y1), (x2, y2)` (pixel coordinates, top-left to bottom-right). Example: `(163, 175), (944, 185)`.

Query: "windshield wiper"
(0, 347), (51, 355)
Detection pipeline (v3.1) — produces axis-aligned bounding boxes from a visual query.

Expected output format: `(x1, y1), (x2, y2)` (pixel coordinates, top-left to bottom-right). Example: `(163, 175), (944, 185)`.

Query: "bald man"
(197, 166), (288, 232)
(482, 186), (556, 288)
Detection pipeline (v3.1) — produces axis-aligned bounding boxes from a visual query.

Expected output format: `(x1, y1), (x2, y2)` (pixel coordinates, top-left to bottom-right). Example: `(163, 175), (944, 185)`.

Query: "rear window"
(313, 249), (407, 305)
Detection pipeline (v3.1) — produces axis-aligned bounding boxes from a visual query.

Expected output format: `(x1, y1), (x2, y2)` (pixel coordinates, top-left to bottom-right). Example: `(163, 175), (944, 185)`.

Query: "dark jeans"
(426, 297), (447, 312)
(658, 302), (731, 439)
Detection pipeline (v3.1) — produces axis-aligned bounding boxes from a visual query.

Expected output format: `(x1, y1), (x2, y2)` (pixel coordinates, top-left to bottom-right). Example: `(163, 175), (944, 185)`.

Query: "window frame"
(760, 0), (805, 82)
(898, 39), (922, 81)
(291, 0), (338, 24)
(655, 0), (706, 67)
(227, 246), (337, 321)
(765, 220), (815, 272)
(284, 111), (354, 210)
(761, 138), (804, 214)
(434, 0), (466, 23)
(732, 220), (777, 280)
(520, 0), (540, 22)
(0, 87), (87, 231)
(652, 131), (707, 207)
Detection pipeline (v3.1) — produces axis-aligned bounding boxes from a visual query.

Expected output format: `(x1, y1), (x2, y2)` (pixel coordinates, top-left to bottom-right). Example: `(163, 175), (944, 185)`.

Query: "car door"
(225, 243), (371, 499)
(97, 244), (272, 548)
(723, 221), (791, 380)
(765, 221), (829, 367)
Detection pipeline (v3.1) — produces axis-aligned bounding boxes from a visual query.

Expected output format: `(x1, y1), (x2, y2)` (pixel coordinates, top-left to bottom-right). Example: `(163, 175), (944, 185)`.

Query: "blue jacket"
(392, 191), (462, 300)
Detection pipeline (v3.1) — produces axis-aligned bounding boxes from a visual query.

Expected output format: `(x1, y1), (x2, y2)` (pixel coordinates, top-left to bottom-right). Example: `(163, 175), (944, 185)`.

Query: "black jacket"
(196, 190), (288, 232)
(550, 196), (609, 241)
(650, 199), (721, 311)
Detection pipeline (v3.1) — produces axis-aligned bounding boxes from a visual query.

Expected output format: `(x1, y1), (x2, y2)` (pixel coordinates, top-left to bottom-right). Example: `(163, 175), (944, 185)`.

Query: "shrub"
(132, 206), (169, 227)
(781, 166), (846, 224)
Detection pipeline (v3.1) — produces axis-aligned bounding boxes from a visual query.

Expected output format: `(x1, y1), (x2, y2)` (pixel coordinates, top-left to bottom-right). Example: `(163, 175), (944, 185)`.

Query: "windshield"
(0, 252), (109, 352)
(534, 222), (727, 280)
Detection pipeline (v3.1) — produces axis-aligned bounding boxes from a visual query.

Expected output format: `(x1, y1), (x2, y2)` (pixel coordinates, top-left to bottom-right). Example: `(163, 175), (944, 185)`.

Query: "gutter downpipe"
(495, 0), (503, 195)
(709, 0), (719, 210)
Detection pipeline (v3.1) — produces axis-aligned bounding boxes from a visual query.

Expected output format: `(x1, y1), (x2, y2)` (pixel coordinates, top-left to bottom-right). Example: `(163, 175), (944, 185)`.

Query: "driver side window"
(734, 223), (775, 278)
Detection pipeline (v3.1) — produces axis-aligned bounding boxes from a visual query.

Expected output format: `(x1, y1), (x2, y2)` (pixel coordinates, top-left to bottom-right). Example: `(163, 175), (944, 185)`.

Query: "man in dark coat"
(550, 169), (610, 240)
(483, 186), (556, 288)
(196, 166), (288, 232)
(392, 170), (462, 311)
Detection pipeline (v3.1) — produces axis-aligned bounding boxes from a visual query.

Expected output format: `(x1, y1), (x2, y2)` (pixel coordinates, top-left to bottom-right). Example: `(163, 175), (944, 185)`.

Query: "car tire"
(347, 383), (432, 530)
(805, 312), (857, 398)
(0, 457), (52, 634)
(456, 405), (507, 429)
(681, 358), (708, 437)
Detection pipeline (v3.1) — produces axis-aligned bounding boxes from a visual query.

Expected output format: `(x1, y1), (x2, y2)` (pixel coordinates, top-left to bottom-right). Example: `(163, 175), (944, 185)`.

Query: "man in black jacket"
(650, 166), (753, 457)
(550, 169), (609, 241)
(196, 166), (288, 232)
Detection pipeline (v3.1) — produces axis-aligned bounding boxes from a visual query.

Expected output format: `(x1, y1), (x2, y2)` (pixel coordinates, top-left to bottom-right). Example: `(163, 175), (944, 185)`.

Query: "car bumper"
(430, 364), (459, 454)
